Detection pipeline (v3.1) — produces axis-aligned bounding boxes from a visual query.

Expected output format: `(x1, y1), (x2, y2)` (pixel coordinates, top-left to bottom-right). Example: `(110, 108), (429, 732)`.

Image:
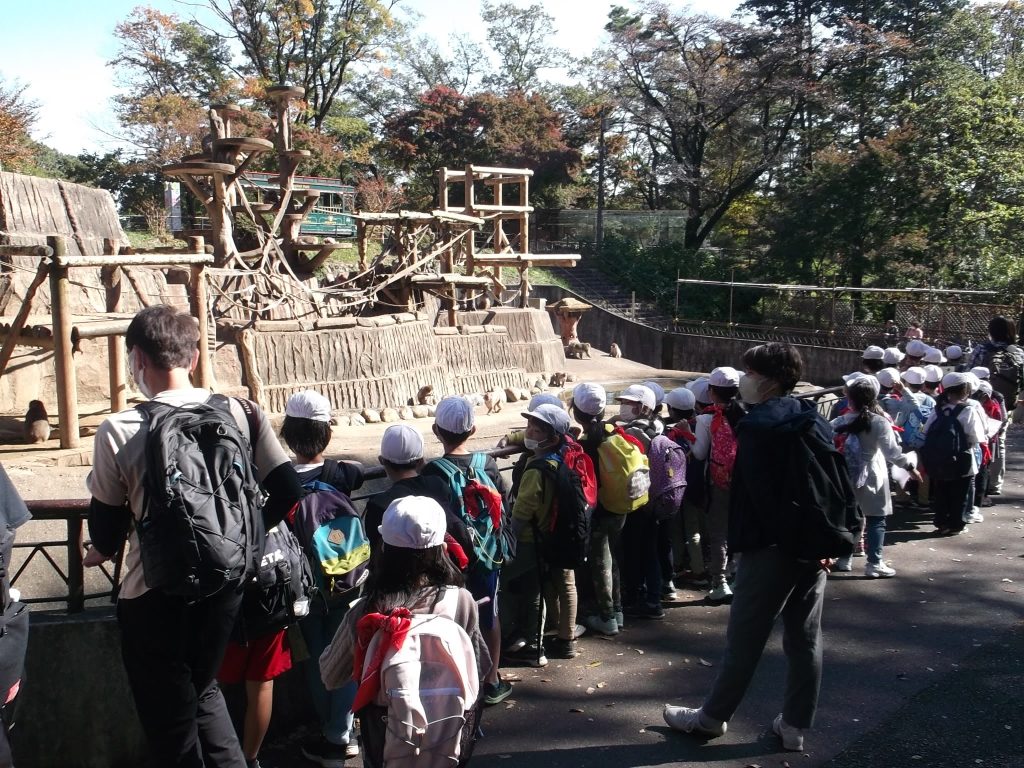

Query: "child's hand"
(83, 546), (110, 568)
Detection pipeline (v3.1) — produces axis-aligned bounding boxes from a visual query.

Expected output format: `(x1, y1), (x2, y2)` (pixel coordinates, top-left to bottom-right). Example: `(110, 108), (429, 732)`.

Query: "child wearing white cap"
(861, 346), (885, 374)
(664, 388), (706, 585)
(319, 496), (490, 767)
(892, 367), (936, 451)
(970, 381), (1005, 516)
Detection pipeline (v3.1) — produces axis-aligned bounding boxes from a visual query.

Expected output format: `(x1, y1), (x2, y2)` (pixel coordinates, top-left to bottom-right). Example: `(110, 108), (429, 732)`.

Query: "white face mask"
(524, 437), (542, 451)
(739, 373), (771, 405)
(618, 402), (639, 420)
(129, 348), (156, 400)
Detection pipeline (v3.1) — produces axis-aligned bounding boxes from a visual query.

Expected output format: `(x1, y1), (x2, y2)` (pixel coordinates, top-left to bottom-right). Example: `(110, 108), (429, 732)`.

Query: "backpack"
(293, 462), (371, 603)
(982, 344), (1024, 402)
(708, 405), (738, 490)
(648, 434), (687, 520)
(431, 454), (510, 571)
(136, 395), (266, 601)
(355, 587), (480, 768)
(901, 394), (934, 451)
(530, 438), (598, 569)
(240, 522), (316, 637)
(838, 431), (868, 489)
(778, 420), (863, 561)
(919, 404), (972, 477)
(596, 424), (651, 514)
(0, 523), (28, 729)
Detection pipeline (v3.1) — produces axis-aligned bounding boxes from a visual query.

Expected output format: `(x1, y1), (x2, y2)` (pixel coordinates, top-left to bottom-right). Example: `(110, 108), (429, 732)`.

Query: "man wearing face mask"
(664, 343), (839, 755)
(82, 305), (303, 768)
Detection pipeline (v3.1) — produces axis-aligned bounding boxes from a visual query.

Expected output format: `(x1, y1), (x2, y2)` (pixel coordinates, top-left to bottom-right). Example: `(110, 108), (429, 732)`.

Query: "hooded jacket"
(728, 396), (834, 553)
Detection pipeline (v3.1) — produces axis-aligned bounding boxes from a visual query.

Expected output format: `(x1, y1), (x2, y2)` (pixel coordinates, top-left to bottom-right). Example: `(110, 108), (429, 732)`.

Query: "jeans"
(118, 588), (246, 768)
(300, 603), (356, 745)
(703, 488), (730, 584)
(588, 510), (625, 621)
(864, 515), (886, 565)
(702, 547), (827, 729)
(502, 542), (542, 649)
(670, 498), (705, 574)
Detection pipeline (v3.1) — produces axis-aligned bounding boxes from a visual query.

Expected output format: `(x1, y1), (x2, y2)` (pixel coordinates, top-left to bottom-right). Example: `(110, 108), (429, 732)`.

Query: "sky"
(0, 0), (740, 156)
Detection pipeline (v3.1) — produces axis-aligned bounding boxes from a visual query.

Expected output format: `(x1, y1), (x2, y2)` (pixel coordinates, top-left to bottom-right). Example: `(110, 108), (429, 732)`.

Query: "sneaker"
(832, 556), (852, 572)
(572, 623), (587, 639)
(503, 636), (527, 653)
(246, 760), (262, 768)
(662, 580), (678, 600)
(301, 736), (350, 768)
(626, 602), (665, 620)
(547, 637), (579, 658)
(662, 705), (727, 737)
(583, 614), (619, 636)
(614, 611), (625, 629)
(503, 644), (548, 667)
(945, 527), (968, 536)
(865, 561), (896, 578)
(772, 714), (804, 751)
(967, 509), (984, 523)
(345, 743), (359, 760)
(981, 497), (995, 507)
(707, 581), (733, 604)
(852, 540), (866, 557)
(989, 489), (1002, 496)
(483, 676), (513, 705)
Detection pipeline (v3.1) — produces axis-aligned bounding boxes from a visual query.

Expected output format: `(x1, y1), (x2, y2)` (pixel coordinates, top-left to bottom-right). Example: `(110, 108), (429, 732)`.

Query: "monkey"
(414, 384), (436, 406)
(609, 342), (622, 359)
(24, 400), (51, 444)
(483, 388), (504, 415)
(550, 372), (568, 388)
(565, 341), (592, 360)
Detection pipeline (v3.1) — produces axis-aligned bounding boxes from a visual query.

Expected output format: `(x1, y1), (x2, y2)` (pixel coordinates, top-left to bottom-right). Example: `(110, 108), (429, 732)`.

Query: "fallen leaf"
(569, 707), (585, 713)
(588, 661), (603, 667)
(639, 728), (646, 733)
(541, 679), (551, 683)
(698, 658), (713, 667)
(635, 648), (645, 655)
(597, 682), (607, 688)
(1002, 578), (1014, 583)
(586, 687), (596, 694)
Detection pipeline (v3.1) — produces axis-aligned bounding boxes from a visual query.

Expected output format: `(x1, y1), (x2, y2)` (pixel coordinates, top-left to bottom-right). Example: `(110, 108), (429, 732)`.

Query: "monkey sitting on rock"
(565, 341), (592, 359)
(24, 400), (51, 444)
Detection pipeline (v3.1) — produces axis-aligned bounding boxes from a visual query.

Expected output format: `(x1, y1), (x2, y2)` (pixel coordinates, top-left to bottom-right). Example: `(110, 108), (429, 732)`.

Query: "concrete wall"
(14, 609), (315, 768)
(534, 286), (856, 384)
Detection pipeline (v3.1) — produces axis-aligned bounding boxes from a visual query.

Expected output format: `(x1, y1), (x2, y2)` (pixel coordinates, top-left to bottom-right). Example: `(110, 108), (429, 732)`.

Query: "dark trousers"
(621, 506), (662, 606)
(118, 588), (246, 768)
(931, 475), (974, 532)
(974, 463), (990, 506)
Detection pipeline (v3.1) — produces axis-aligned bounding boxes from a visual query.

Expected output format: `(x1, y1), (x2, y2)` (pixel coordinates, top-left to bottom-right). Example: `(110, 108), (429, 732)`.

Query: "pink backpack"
(708, 405), (738, 490)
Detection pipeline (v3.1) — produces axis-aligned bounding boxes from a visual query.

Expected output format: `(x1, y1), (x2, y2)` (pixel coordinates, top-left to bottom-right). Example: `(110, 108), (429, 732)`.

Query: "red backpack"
(708, 405), (738, 490)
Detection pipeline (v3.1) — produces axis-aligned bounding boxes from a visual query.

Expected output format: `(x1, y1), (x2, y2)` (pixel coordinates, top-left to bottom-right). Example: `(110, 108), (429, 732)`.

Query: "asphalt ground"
(261, 431), (1024, 768)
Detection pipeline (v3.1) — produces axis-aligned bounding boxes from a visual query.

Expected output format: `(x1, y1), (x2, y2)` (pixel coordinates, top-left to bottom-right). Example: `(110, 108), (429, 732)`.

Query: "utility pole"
(596, 112), (607, 256)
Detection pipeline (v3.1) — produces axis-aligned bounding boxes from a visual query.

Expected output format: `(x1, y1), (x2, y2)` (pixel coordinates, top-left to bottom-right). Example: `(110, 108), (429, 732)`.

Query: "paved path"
(263, 429), (1023, 768)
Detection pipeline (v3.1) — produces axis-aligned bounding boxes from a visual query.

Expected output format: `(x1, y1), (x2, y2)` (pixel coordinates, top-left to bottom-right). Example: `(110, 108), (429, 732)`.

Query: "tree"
(0, 76), (40, 171)
(480, 1), (566, 93)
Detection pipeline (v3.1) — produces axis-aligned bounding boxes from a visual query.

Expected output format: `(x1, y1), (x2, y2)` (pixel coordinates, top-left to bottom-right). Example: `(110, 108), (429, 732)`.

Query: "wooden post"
(48, 235), (80, 449)
(188, 236), (214, 390)
(102, 238), (127, 413)
(0, 260), (49, 379)
(238, 328), (265, 408)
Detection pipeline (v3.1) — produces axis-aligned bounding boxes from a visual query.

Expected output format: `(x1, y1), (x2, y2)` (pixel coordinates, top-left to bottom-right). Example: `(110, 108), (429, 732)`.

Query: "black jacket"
(728, 396), (833, 553)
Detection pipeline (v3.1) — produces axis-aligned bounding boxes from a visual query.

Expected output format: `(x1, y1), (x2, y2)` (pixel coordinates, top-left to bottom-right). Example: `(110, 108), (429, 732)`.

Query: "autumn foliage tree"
(0, 76), (40, 171)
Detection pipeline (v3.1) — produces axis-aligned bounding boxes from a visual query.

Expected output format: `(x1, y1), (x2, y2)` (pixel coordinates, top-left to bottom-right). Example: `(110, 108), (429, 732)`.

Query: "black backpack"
(920, 404), (972, 478)
(240, 521), (316, 638)
(530, 439), (597, 569)
(982, 344), (1024, 402)
(137, 394), (266, 602)
(778, 420), (863, 561)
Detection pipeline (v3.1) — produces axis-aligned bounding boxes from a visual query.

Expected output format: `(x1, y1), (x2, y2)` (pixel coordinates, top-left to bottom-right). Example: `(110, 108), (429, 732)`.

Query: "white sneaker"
(832, 556), (852, 572)
(773, 714), (804, 751)
(572, 623), (587, 639)
(663, 705), (727, 737)
(865, 561), (896, 578)
(615, 611), (625, 629)
(967, 509), (984, 523)
(583, 614), (619, 636)
(707, 581), (733, 604)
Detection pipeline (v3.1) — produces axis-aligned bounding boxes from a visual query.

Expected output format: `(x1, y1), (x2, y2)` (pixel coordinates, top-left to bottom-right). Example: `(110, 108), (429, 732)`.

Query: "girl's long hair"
(842, 380), (886, 435)
(361, 544), (464, 615)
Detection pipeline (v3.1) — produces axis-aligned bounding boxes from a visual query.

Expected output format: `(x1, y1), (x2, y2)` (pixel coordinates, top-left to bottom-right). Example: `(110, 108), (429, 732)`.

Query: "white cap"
(616, 384), (656, 411)
(842, 371), (870, 385)
(380, 425), (424, 464)
(862, 345), (885, 360)
(687, 377), (711, 405)
(285, 390), (332, 423)
(528, 393), (563, 411)
(902, 366), (926, 386)
(642, 380), (665, 406)
(876, 368), (901, 388)
(965, 372), (981, 393)
(665, 387), (696, 411)
(435, 396), (475, 434)
(906, 339), (929, 358)
(709, 366), (741, 388)
(882, 347), (905, 365)
(847, 375), (881, 398)
(523, 403), (571, 435)
(970, 366), (991, 380)
(942, 371), (972, 389)
(945, 345), (963, 361)
(978, 380), (994, 396)
(923, 364), (943, 384)
(922, 347), (946, 364)
(572, 382), (607, 416)
(379, 496), (446, 549)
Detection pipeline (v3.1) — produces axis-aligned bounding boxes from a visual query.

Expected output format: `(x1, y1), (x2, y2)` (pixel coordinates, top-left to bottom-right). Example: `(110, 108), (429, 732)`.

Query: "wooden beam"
(48, 236), (80, 449)
(0, 260), (49, 379)
(52, 253), (213, 268)
(468, 165), (534, 177)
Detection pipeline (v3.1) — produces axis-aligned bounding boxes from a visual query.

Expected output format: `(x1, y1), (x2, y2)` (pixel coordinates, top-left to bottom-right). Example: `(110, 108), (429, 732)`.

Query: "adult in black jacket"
(663, 343), (833, 754)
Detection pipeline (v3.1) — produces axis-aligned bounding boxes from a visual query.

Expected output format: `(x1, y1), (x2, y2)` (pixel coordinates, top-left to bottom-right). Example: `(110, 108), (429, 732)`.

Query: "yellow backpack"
(596, 424), (651, 514)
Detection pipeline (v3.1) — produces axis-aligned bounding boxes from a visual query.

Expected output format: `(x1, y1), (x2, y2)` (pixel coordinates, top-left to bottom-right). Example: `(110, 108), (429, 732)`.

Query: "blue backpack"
(430, 454), (511, 572)
(920, 404), (971, 477)
(902, 394), (934, 451)
(292, 461), (371, 602)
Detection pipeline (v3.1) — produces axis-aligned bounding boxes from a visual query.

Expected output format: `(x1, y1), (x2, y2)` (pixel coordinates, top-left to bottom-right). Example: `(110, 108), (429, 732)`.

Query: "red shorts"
(218, 629), (292, 684)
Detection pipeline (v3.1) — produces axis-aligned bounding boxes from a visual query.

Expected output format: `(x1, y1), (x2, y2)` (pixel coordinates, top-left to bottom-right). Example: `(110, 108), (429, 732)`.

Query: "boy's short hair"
(125, 305), (200, 370)
(708, 384), (738, 402)
(667, 406), (694, 422)
(380, 457), (422, 473)
(434, 425), (472, 447)
(741, 343), (803, 393)
(281, 415), (332, 458)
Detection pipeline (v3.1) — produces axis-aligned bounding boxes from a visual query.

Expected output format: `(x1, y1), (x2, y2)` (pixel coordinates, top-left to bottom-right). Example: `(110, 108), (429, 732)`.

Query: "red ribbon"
(352, 608), (412, 711)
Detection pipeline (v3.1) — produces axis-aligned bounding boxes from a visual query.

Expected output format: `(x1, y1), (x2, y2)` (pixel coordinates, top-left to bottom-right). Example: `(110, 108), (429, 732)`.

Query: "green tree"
(480, 1), (566, 93)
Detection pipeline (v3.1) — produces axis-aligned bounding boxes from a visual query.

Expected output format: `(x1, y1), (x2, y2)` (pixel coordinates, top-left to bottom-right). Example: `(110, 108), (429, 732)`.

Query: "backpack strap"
(234, 396), (261, 447)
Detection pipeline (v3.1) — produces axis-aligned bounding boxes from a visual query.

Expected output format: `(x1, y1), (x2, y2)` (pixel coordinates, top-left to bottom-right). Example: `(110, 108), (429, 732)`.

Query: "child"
(280, 390), (364, 766)
(422, 398), (512, 678)
(876, 368), (902, 421)
(970, 366), (1009, 499)
(831, 377), (919, 577)
(861, 345), (885, 374)
(946, 345), (965, 371)
(904, 339), (929, 369)
(970, 380), (1004, 518)
(664, 387), (706, 585)
(920, 372), (988, 535)
(922, 365), (943, 398)
(882, 347), (905, 368)
(319, 496), (490, 768)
